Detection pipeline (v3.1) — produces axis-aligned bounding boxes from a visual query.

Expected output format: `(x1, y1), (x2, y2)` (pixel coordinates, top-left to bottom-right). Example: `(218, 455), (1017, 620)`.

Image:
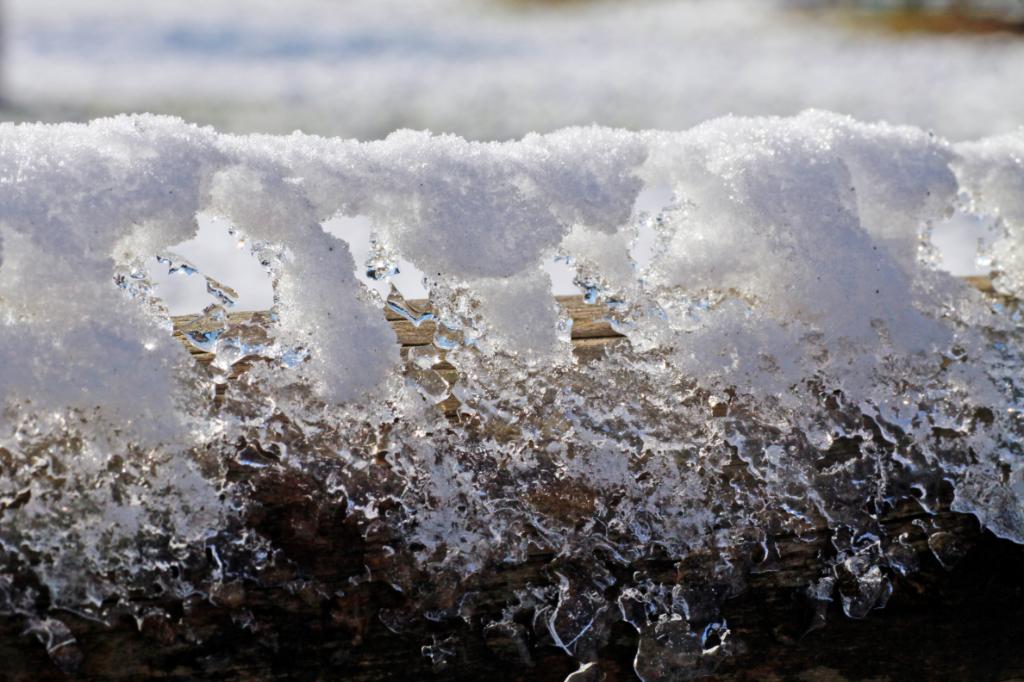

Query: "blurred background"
(5, 0), (1024, 140)
(3, 0), (1021, 311)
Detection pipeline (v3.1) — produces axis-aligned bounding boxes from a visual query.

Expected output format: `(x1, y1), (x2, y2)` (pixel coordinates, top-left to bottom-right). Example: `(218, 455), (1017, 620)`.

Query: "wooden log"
(2, 290), (1022, 681)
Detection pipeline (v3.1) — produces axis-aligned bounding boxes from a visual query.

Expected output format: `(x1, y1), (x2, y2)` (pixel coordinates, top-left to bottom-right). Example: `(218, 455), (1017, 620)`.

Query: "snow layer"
(0, 112), (1022, 676)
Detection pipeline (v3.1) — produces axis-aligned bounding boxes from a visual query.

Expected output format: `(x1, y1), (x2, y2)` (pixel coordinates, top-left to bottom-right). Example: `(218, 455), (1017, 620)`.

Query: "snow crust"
(0, 112), (1022, 676)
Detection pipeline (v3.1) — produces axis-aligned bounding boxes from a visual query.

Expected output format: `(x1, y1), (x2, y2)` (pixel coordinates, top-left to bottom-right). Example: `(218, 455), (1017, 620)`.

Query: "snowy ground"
(6, 0), (1018, 311)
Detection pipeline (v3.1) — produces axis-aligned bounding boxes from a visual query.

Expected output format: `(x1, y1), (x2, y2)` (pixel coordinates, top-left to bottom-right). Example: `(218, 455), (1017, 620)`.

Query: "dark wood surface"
(1, 290), (1021, 681)
(2, 506), (1020, 681)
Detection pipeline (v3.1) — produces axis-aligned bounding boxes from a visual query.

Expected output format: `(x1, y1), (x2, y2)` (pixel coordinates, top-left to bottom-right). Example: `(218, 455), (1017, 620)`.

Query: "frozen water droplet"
(27, 618), (82, 674)
(421, 635), (458, 670)
(564, 661), (604, 682)
(927, 531), (970, 570)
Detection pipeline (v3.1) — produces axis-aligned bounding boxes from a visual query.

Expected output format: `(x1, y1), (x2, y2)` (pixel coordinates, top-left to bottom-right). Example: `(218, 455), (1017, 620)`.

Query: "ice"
(0, 112), (1022, 675)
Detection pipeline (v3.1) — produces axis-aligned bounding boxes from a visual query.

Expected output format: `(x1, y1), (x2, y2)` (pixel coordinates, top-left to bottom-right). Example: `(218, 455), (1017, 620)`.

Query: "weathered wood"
(2, 288), (1022, 680)
(172, 296), (628, 417)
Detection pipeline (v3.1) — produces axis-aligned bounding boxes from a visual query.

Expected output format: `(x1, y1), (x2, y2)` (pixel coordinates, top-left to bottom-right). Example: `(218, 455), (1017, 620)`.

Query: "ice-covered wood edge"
(171, 295), (629, 417)
(1, 280), (1022, 681)
(171, 275), (1014, 417)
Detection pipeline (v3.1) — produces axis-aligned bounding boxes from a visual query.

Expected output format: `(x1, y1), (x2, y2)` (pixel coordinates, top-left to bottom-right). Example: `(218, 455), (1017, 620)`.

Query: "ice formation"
(0, 112), (1022, 678)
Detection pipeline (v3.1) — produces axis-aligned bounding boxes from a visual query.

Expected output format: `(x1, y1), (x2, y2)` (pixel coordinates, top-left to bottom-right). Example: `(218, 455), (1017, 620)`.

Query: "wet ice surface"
(0, 112), (1022, 677)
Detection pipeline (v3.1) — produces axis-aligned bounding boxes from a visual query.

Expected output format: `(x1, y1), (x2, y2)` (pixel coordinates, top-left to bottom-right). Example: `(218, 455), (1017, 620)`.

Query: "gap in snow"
(630, 183), (674, 272)
(149, 214), (437, 315)
(147, 213), (275, 315)
(633, 183), (675, 219)
(544, 254), (585, 297)
(929, 208), (997, 277)
(322, 214), (428, 301)
(144, 190), (990, 316)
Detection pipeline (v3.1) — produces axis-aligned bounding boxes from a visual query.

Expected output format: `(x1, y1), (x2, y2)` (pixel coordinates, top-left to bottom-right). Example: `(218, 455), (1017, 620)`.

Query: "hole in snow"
(322, 214), (428, 301)
(147, 214), (275, 315)
(632, 183), (675, 220)
(929, 209), (998, 277)
(544, 254), (585, 297)
(631, 217), (660, 274)
(630, 183), (674, 272)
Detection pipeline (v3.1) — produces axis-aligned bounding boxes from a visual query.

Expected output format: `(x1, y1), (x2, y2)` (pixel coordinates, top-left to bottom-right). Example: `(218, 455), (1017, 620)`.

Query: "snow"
(13, 0), (1018, 313)
(955, 131), (1024, 297)
(0, 111), (1022, 675)
(630, 113), (966, 401)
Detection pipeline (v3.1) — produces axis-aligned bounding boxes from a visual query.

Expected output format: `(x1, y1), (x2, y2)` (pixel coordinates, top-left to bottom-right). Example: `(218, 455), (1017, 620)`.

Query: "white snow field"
(0, 113), (1022, 674)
